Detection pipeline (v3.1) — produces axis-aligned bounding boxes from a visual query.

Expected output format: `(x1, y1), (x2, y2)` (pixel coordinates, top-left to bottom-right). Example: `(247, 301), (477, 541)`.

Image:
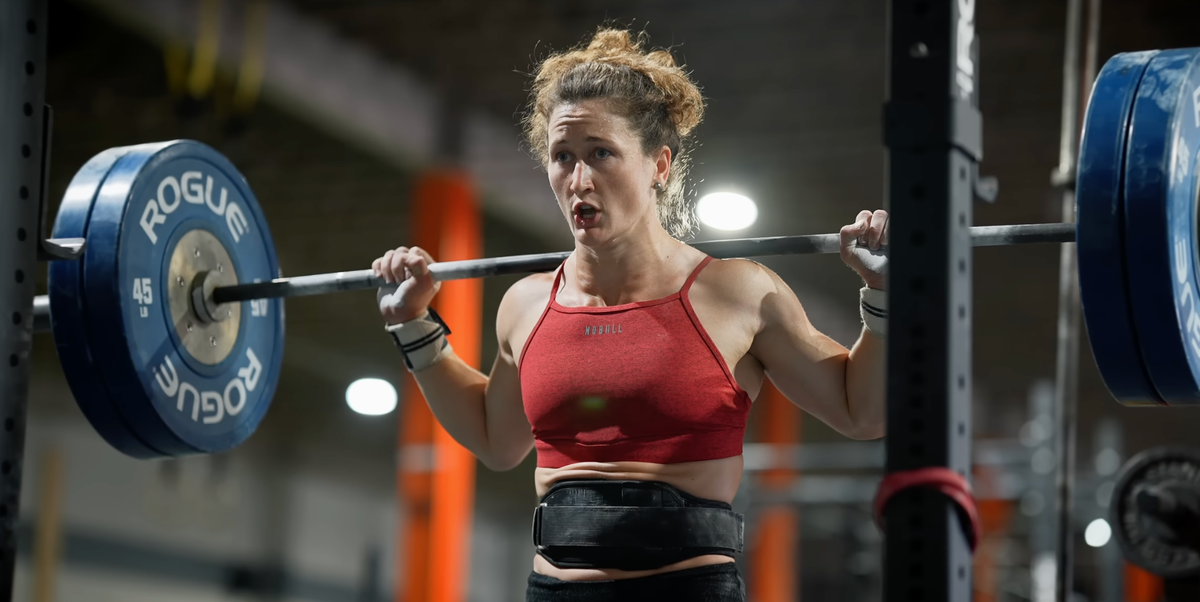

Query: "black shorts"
(525, 563), (746, 602)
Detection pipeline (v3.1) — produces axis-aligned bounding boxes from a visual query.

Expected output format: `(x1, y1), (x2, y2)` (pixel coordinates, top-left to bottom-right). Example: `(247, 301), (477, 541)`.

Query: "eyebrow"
(551, 135), (611, 147)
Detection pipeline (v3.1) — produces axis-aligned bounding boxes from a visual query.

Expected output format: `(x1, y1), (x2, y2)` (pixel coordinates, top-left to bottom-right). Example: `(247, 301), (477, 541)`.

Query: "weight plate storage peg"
(1111, 446), (1200, 578)
(1076, 49), (1162, 406)
(59, 140), (285, 458)
(1121, 47), (1200, 405)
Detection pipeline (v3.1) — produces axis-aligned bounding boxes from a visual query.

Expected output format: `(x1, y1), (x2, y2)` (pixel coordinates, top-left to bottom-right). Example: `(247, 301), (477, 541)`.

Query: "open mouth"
(573, 203), (600, 226)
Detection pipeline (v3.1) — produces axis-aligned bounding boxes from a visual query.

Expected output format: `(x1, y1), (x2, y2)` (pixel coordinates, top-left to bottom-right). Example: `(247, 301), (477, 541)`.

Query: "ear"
(652, 145), (672, 186)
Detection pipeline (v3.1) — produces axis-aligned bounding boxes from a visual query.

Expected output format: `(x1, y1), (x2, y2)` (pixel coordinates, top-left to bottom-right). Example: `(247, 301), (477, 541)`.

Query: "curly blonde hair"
(523, 29), (706, 239)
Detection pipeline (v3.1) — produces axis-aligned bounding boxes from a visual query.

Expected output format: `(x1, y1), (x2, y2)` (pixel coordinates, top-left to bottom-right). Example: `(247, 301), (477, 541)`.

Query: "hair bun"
(644, 50), (677, 69)
(586, 29), (641, 56)
(543, 28), (703, 141)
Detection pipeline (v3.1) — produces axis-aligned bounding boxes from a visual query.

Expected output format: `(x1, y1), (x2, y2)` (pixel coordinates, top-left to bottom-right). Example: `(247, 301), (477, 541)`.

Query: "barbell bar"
(23, 47), (1200, 459)
(28, 223), (1077, 315)
(211, 222), (1075, 304)
(30, 222), (1077, 320)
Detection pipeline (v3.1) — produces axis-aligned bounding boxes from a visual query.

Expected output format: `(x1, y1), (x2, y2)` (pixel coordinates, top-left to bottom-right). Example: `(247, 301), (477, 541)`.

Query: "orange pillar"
(750, 382), (801, 602)
(397, 171), (481, 602)
(428, 172), (482, 602)
(971, 467), (1013, 602)
(1125, 563), (1164, 602)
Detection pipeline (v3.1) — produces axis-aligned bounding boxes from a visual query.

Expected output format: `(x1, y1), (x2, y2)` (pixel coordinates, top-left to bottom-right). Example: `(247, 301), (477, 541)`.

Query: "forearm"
(844, 328), (887, 439)
(409, 353), (493, 459)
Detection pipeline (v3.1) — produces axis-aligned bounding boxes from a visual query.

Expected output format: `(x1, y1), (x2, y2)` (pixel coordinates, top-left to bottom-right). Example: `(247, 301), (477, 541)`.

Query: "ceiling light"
(697, 192), (757, 231)
(345, 378), (398, 416)
(1084, 518), (1111, 548)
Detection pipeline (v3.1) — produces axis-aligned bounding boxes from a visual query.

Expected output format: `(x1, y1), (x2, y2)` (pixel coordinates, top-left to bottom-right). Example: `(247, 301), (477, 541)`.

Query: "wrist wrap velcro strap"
(386, 307), (453, 372)
(860, 286), (888, 338)
(531, 480), (744, 571)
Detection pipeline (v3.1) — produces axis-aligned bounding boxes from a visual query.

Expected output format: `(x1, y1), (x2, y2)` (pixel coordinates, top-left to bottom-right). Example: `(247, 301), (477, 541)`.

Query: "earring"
(653, 182), (663, 191)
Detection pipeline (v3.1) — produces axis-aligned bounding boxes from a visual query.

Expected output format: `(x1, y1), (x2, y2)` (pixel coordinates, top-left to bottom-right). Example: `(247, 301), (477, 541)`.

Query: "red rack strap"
(872, 467), (981, 552)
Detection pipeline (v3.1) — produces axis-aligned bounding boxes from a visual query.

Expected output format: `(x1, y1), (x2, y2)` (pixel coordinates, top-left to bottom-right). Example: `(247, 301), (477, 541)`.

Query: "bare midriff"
(531, 454), (744, 581)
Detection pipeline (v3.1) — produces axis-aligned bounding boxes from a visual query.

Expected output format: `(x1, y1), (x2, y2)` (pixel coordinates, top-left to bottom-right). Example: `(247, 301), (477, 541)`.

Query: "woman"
(372, 29), (888, 602)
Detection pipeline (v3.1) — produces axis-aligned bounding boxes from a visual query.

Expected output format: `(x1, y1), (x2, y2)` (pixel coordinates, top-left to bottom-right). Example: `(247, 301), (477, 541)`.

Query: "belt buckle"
(531, 502), (547, 549)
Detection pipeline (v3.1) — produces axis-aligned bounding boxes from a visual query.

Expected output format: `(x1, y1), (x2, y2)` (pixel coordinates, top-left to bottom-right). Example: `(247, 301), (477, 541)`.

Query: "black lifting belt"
(532, 480), (744, 571)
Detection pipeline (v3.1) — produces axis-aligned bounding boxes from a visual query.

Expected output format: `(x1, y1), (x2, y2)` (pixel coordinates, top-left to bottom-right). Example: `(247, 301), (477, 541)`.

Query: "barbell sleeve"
(30, 222), (1076, 330)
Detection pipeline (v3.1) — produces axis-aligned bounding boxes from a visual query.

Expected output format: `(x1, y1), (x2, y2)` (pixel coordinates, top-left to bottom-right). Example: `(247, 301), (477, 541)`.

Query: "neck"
(570, 219), (684, 306)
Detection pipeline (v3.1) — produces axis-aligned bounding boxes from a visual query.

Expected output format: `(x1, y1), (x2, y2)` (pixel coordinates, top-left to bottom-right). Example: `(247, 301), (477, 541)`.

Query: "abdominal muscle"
(531, 454), (744, 581)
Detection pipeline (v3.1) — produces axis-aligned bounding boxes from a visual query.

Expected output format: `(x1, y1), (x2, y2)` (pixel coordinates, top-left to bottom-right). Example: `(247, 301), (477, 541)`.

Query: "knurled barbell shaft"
(211, 222), (1076, 304)
(29, 222), (1076, 332)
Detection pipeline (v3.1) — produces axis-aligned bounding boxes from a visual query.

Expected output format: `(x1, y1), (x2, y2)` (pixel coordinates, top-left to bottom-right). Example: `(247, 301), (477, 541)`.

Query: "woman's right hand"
(372, 246), (440, 325)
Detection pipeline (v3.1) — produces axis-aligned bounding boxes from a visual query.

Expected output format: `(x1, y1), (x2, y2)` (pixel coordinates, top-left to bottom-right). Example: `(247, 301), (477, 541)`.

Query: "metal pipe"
(741, 439), (1034, 472)
(1052, 162), (1083, 602)
(1083, 0), (1102, 110)
(1056, 0), (1084, 180)
(27, 222), (1076, 329)
(211, 222), (1076, 304)
(1052, 0), (1098, 598)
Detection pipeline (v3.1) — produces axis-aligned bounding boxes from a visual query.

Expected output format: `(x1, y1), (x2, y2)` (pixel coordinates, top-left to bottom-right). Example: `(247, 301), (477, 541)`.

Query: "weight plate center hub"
(168, 228), (240, 365)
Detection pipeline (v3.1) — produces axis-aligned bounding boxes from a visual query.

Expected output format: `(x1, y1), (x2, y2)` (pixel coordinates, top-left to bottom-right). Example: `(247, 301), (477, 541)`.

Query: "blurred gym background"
(15, 0), (1200, 600)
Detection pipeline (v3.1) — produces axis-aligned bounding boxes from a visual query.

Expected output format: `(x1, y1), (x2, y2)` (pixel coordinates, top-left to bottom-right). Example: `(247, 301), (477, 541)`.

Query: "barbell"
(25, 47), (1200, 459)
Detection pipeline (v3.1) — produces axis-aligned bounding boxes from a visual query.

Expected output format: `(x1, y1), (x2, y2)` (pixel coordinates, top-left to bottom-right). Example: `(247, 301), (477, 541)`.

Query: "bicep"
(748, 271), (858, 435)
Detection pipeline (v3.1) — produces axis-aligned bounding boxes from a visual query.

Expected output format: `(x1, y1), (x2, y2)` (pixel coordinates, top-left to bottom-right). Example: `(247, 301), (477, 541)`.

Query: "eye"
(554, 151), (572, 163)
(594, 148), (612, 159)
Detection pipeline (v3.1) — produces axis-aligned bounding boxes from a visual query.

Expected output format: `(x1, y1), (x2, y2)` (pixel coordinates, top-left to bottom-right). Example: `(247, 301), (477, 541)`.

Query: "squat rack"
(0, 2), (48, 601)
(880, 0), (980, 599)
(881, 1), (1098, 601)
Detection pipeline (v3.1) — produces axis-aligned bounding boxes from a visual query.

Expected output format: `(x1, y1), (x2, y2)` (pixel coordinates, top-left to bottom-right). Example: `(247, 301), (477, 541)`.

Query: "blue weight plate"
(1123, 48), (1200, 405)
(1077, 50), (1162, 405)
(83, 140), (284, 454)
(49, 144), (170, 458)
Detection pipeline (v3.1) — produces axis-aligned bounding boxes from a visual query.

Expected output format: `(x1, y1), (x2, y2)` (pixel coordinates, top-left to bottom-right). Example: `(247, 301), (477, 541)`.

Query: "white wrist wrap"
(386, 310), (453, 372)
(860, 286), (888, 338)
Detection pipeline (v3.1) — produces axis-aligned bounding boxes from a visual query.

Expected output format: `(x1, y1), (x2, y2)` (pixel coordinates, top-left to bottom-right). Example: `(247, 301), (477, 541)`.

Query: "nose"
(569, 160), (593, 195)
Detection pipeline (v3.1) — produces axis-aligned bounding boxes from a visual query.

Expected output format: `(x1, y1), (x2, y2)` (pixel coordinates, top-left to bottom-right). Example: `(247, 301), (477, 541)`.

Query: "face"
(546, 99), (670, 247)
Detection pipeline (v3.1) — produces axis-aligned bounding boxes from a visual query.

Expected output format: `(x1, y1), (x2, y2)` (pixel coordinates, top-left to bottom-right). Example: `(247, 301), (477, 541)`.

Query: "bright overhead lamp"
(1084, 518), (1111, 548)
(697, 192), (757, 231)
(345, 378), (398, 416)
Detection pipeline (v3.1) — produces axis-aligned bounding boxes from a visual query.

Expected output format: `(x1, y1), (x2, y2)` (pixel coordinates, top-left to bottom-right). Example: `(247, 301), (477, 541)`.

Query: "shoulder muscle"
(496, 271), (554, 355)
(692, 258), (781, 324)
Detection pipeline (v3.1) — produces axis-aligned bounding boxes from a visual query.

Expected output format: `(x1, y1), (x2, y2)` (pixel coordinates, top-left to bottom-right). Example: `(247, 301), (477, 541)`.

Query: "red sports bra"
(518, 256), (753, 468)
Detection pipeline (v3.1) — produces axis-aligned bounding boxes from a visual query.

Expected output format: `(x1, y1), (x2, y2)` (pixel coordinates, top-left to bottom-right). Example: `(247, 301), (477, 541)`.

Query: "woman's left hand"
(840, 209), (889, 290)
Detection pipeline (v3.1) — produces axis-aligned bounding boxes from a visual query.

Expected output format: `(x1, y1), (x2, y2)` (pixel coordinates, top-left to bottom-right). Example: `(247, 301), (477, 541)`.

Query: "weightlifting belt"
(531, 480), (744, 570)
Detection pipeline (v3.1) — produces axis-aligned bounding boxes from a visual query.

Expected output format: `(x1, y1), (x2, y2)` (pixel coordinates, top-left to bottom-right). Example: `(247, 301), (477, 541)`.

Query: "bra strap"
(681, 256), (714, 295)
(550, 260), (566, 300)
